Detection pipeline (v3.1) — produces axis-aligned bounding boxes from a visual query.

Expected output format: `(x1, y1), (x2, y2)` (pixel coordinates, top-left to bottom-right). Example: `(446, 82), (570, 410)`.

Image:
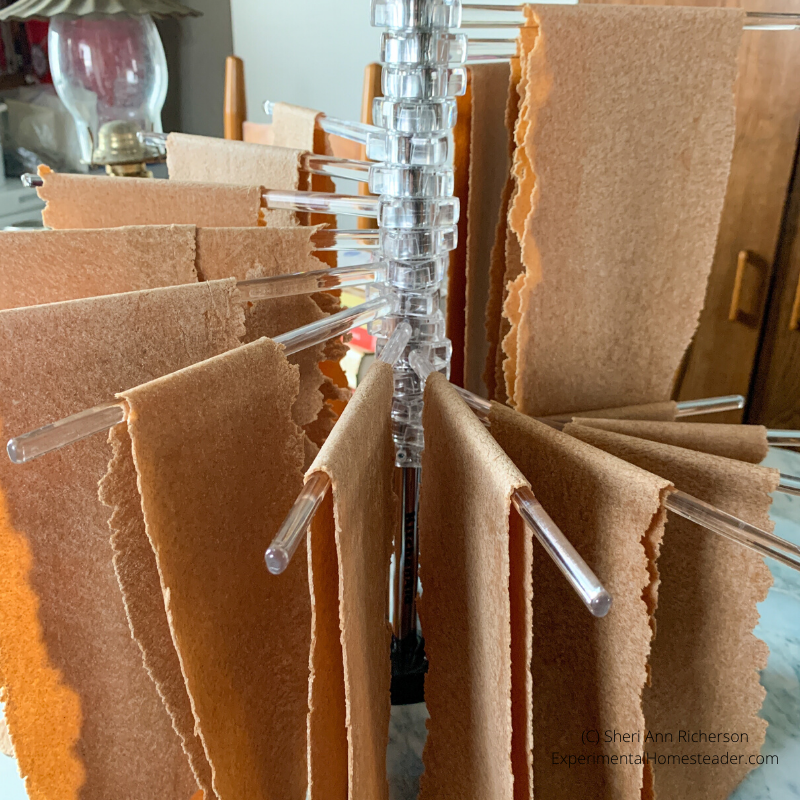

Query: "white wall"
(229, 0), (576, 127)
(159, 0), (235, 137)
(230, 0), (379, 125)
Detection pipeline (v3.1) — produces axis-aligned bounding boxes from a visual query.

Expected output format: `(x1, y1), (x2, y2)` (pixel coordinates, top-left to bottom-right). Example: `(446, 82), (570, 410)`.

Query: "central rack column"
(369, 0), (467, 703)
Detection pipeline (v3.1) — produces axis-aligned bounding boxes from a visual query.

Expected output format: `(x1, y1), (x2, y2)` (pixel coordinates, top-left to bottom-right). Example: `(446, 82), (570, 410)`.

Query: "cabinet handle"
(729, 250), (765, 328)
(791, 268), (800, 331)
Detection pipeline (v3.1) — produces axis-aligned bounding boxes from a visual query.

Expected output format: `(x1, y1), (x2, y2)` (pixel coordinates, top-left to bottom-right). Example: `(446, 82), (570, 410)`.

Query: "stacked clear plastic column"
(369, 0), (466, 469)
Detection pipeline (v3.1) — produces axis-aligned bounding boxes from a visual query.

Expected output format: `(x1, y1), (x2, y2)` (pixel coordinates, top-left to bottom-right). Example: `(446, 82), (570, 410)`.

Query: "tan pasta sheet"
(166, 132), (303, 189)
(37, 166), (266, 229)
(564, 425), (776, 799)
(571, 418), (769, 464)
(0, 226), (197, 310)
(464, 62), (512, 396)
(489, 403), (670, 800)
(197, 226), (341, 430)
(0, 281), (245, 800)
(166, 133), (302, 226)
(418, 374), (530, 800)
(113, 338), (310, 800)
(542, 400), (678, 423)
(306, 362), (396, 800)
(502, 5), (742, 415)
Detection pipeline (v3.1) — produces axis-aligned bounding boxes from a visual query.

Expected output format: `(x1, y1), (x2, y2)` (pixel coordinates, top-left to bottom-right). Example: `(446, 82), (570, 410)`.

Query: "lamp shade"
(0, 0), (201, 21)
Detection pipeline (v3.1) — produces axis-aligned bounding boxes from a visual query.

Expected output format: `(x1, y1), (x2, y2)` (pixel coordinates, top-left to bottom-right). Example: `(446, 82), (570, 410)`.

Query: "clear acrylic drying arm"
(446, 378), (800, 574)
(6, 295), (396, 464)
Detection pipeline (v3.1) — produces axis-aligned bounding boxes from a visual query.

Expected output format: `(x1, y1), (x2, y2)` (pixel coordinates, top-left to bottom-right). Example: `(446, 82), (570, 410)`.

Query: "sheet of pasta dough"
(0, 281), (245, 800)
(305, 362), (396, 800)
(464, 63), (512, 396)
(418, 374), (529, 800)
(489, 404), (670, 800)
(503, 5), (742, 415)
(570, 418), (769, 464)
(542, 400), (678, 423)
(0, 226), (197, 310)
(117, 338), (309, 800)
(166, 133), (301, 226)
(37, 167), (270, 228)
(564, 425), (776, 799)
(196, 226), (341, 430)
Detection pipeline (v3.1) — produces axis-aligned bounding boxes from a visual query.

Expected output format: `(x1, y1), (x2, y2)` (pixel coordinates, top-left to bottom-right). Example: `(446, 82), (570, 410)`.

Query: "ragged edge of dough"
(99, 422), (215, 799)
(0, 469), (85, 800)
(222, 283), (248, 345)
(641, 488), (672, 689)
(502, 11), (551, 408)
(483, 176), (514, 399)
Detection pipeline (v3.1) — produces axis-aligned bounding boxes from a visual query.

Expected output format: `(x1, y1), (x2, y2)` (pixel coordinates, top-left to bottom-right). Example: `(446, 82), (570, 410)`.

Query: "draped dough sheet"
(542, 400), (678, 423)
(502, 5), (742, 415)
(0, 281), (245, 800)
(464, 63), (512, 396)
(483, 175), (514, 401)
(251, 102), (348, 425)
(36, 166), (268, 228)
(165, 133), (303, 227)
(196, 226), (344, 431)
(489, 404), (670, 800)
(111, 338), (309, 800)
(305, 362), (396, 800)
(563, 425), (776, 799)
(571, 418), (769, 464)
(484, 55), (523, 403)
(271, 103), (323, 151)
(99, 425), (217, 800)
(418, 374), (530, 800)
(0, 226), (197, 309)
(270, 103), (339, 260)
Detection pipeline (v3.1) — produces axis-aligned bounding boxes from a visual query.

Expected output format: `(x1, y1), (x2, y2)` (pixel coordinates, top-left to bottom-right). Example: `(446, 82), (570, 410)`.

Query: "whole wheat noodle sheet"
(464, 63), (512, 396)
(503, 5), (742, 415)
(418, 374), (529, 800)
(115, 337), (310, 800)
(37, 166), (265, 229)
(305, 362), (396, 800)
(196, 225), (346, 434)
(541, 400), (678, 423)
(489, 403), (670, 800)
(99, 425), (219, 800)
(564, 425), (776, 799)
(571, 418), (769, 464)
(0, 225), (198, 310)
(484, 55), (523, 402)
(166, 132), (303, 189)
(0, 280), (246, 800)
(165, 133), (302, 226)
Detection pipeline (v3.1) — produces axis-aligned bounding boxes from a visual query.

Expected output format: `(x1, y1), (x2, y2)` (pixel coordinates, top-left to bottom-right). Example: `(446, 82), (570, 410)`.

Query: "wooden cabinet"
(748, 156), (800, 427)
(674, 6), (800, 423)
